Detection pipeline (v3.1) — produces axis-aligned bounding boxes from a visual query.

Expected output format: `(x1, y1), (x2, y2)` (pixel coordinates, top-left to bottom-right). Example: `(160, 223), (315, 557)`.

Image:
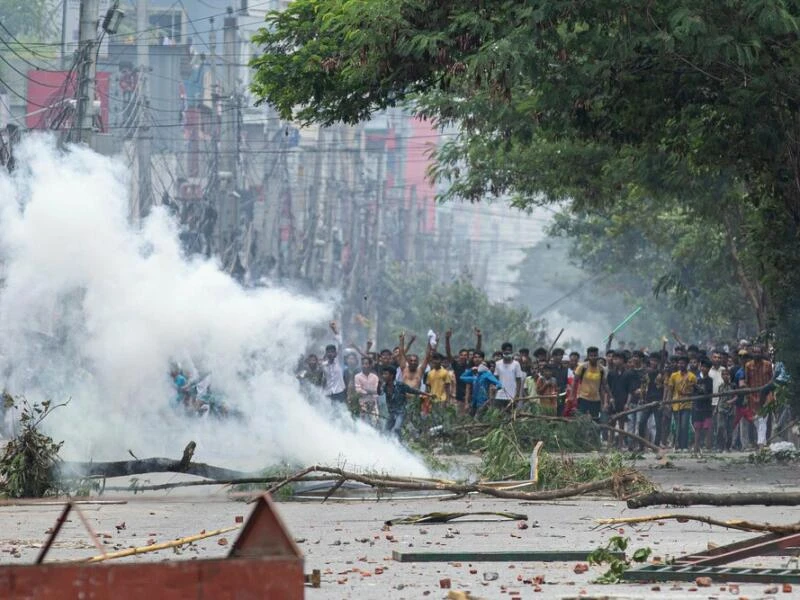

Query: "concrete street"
(1, 453), (798, 599)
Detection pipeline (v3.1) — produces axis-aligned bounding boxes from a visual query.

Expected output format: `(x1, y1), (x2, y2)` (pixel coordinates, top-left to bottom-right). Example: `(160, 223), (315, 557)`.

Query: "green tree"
(549, 196), (765, 343)
(375, 263), (547, 353)
(251, 1), (800, 397)
(0, 0), (58, 42)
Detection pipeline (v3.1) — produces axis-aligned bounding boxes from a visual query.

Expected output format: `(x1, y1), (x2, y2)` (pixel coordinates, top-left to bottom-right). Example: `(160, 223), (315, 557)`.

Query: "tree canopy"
(251, 1), (800, 391)
(0, 0), (59, 41)
(549, 197), (764, 343)
(373, 263), (547, 353)
(252, 0), (800, 205)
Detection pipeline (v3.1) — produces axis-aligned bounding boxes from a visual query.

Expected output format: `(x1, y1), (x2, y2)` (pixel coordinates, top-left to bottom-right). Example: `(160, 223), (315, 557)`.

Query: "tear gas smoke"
(0, 137), (427, 476)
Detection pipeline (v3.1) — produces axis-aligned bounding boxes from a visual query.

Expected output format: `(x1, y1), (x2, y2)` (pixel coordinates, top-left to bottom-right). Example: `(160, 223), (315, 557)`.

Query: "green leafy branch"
(588, 535), (652, 584)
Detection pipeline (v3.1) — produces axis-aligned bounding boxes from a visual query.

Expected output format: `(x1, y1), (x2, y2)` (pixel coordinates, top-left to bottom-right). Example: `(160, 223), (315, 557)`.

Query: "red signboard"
(26, 70), (110, 131)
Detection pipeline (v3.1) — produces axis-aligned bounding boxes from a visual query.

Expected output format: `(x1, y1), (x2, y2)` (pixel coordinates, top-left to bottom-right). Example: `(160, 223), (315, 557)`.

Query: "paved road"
(0, 454), (797, 599)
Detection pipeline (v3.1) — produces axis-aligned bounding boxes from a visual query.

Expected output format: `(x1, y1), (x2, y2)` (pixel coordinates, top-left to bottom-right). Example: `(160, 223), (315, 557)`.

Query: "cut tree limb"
(60, 458), (248, 481)
(100, 476), (338, 493)
(597, 514), (800, 534)
(385, 511), (527, 525)
(266, 465), (318, 495)
(455, 414), (662, 453)
(272, 465), (646, 501)
(57, 443), (647, 502)
(57, 441), (251, 481)
(596, 424), (664, 454)
(628, 491), (800, 509)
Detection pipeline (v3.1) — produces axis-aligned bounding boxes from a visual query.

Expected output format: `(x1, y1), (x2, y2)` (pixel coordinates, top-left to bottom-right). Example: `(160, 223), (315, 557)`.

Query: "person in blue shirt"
(460, 363), (503, 415)
(170, 366), (189, 409)
(379, 366), (430, 436)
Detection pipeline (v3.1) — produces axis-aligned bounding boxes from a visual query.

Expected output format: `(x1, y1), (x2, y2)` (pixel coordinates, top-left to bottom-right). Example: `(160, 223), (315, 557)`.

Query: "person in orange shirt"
(743, 345), (773, 448)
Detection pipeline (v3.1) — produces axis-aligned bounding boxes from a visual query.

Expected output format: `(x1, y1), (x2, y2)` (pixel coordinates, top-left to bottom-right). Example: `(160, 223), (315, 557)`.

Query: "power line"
(0, 52), (65, 89)
(531, 272), (611, 318)
(0, 73), (51, 108)
(0, 0), (276, 51)
(0, 37), (58, 72)
(0, 21), (60, 61)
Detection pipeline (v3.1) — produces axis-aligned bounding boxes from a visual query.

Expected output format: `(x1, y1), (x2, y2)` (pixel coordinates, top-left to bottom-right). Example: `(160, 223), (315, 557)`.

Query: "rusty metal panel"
(230, 493), (302, 559)
(679, 532), (800, 566)
(1, 559), (304, 599)
(0, 494), (305, 600)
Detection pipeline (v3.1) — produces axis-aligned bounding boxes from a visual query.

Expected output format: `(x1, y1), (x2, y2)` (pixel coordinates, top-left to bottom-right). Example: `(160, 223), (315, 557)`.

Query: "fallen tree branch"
(768, 419), (797, 444)
(454, 415), (662, 453)
(596, 513), (800, 534)
(58, 441), (250, 481)
(266, 465), (319, 495)
(596, 424), (664, 454)
(57, 442), (647, 502)
(454, 413), (572, 433)
(386, 511), (527, 525)
(277, 465), (647, 501)
(322, 478), (346, 503)
(628, 490), (800, 509)
(100, 476), (338, 493)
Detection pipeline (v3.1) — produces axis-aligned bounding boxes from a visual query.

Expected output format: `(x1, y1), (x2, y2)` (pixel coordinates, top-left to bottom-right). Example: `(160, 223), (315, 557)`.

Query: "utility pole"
(301, 127), (324, 281)
(208, 17), (220, 256)
(75, 0), (100, 145)
(221, 8), (240, 260)
(135, 0), (152, 219)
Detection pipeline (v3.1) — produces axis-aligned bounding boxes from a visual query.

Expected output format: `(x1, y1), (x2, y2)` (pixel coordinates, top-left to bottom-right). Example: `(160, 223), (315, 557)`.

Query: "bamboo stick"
(84, 525), (240, 563)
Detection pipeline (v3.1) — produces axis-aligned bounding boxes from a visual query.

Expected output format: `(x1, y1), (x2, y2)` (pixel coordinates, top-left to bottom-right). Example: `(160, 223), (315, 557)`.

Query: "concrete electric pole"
(135, 0), (152, 219)
(221, 8), (241, 257)
(75, 0), (100, 145)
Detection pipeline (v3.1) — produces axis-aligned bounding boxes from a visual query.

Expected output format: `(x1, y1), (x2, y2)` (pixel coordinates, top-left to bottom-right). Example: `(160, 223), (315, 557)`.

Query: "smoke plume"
(0, 136), (427, 476)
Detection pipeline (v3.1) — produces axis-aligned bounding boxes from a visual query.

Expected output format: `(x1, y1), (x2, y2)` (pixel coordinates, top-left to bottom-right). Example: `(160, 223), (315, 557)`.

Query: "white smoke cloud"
(0, 136), (427, 476)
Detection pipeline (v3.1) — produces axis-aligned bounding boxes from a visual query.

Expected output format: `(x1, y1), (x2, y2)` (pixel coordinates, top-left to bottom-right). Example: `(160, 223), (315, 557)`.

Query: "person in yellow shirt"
(571, 346), (610, 420)
(424, 352), (452, 415)
(665, 356), (696, 451)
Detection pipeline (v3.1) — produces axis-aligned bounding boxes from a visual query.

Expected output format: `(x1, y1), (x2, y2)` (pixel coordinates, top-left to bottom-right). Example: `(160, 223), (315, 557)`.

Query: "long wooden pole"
(84, 525), (240, 563)
(627, 490), (800, 509)
(609, 383), (771, 425)
(547, 328), (565, 358)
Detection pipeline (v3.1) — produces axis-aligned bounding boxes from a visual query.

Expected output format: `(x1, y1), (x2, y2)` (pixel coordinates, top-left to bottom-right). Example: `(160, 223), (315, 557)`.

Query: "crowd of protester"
(293, 322), (792, 453)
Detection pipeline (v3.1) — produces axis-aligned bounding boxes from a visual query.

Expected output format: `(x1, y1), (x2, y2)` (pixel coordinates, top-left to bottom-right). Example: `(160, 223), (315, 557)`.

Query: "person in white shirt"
(708, 350), (726, 449)
(322, 321), (346, 403)
(354, 356), (380, 426)
(494, 342), (523, 405)
(709, 350), (725, 396)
